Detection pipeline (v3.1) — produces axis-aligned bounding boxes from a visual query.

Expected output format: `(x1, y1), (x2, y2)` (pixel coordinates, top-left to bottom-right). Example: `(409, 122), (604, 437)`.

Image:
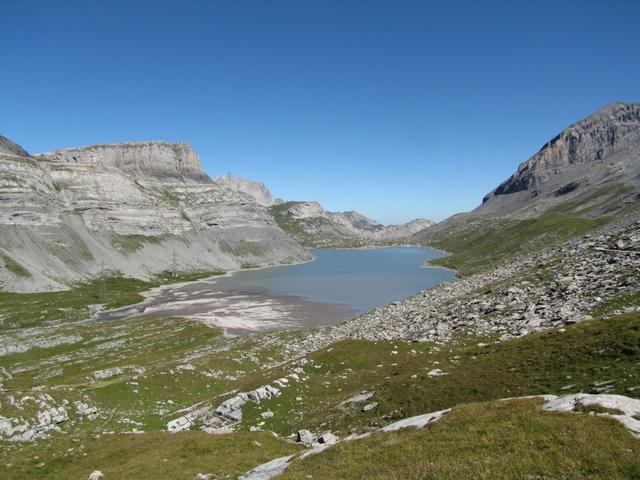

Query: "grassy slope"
(238, 312), (640, 437)
(110, 234), (168, 253)
(424, 184), (637, 275)
(1, 304), (637, 479)
(4, 312), (637, 479)
(0, 430), (301, 480)
(280, 398), (640, 480)
(0, 312), (301, 479)
(0, 314), (286, 429)
(428, 212), (607, 274)
(270, 202), (320, 246)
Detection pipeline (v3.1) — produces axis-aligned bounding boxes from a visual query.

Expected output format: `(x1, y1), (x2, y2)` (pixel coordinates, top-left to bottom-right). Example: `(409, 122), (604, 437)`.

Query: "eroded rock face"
(286, 201), (326, 219)
(0, 135), (29, 157)
(327, 211), (433, 241)
(0, 139), (309, 292)
(479, 102), (640, 217)
(215, 175), (280, 207)
(202, 174), (434, 246)
(37, 141), (211, 183)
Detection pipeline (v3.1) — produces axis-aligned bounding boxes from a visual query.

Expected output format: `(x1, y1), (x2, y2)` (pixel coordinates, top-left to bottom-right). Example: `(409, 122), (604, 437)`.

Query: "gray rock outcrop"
(0, 135), (29, 157)
(39, 141), (210, 183)
(411, 102), (640, 246)
(479, 102), (640, 217)
(214, 175), (280, 207)
(0, 138), (309, 292)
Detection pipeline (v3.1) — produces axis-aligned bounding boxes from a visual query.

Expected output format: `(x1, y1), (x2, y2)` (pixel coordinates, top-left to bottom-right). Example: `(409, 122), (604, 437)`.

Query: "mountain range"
(1, 102), (640, 477)
(0, 140), (309, 292)
(215, 175), (433, 246)
(0, 138), (433, 292)
(1, 101), (639, 292)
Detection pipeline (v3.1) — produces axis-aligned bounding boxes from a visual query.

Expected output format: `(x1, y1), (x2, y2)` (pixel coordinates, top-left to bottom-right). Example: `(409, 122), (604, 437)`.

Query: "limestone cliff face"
(0, 139), (309, 292)
(479, 102), (640, 217)
(214, 175), (280, 207)
(37, 141), (211, 183)
(286, 201), (327, 219)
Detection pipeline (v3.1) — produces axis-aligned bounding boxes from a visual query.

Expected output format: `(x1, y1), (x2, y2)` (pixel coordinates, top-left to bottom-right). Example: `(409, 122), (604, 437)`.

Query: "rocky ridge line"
(478, 102), (640, 217)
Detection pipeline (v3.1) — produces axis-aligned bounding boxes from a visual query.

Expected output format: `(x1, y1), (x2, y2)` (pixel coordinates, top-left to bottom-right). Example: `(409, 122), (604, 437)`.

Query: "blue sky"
(1, 1), (638, 223)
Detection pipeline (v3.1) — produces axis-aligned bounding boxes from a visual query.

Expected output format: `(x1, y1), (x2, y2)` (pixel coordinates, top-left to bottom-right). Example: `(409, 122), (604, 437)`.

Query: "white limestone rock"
(237, 454), (295, 480)
(215, 175), (279, 207)
(381, 409), (451, 432)
(296, 429), (314, 445)
(543, 393), (640, 435)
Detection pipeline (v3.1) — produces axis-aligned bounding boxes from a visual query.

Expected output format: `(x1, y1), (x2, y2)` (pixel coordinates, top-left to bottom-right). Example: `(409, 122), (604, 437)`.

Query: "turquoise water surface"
(214, 246), (454, 313)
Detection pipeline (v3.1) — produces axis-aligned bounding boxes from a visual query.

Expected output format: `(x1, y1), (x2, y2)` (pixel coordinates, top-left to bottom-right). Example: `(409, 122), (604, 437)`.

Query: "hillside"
(412, 102), (640, 274)
(0, 135), (29, 157)
(0, 139), (310, 292)
(271, 200), (433, 247)
(480, 102), (640, 217)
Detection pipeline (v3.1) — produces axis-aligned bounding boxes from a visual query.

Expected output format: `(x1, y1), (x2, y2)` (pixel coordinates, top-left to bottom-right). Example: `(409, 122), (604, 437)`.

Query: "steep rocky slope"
(40, 141), (211, 183)
(271, 200), (433, 247)
(412, 102), (640, 271)
(0, 135), (29, 157)
(0, 140), (309, 292)
(479, 102), (640, 217)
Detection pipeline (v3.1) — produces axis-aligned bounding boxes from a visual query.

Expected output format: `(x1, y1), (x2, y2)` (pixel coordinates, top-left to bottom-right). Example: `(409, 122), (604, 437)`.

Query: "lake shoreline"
(96, 246), (454, 336)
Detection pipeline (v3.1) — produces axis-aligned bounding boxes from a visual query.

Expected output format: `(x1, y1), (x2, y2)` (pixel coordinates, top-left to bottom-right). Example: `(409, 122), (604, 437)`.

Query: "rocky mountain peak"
(478, 102), (640, 216)
(0, 135), (29, 157)
(35, 140), (211, 183)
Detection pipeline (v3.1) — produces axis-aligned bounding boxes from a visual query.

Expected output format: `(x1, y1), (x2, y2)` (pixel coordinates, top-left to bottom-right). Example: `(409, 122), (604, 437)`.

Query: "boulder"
(297, 429), (314, 445)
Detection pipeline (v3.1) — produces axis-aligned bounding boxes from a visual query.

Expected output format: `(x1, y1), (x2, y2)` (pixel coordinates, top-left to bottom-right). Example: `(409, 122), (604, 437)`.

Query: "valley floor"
(1, 216), (639, 479)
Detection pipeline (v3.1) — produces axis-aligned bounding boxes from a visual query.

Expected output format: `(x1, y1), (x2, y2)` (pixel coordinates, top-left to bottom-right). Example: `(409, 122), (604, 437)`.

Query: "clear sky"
(1, 1), (638, 223)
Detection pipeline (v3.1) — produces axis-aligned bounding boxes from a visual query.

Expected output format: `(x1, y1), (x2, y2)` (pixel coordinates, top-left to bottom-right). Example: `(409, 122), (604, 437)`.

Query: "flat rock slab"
(381, 409), (451, 432)
(237, 454), (296, 480)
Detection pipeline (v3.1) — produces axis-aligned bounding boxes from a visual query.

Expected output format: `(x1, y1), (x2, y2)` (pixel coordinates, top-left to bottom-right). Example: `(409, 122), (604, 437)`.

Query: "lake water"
(217, 247), (453, 311)
(137, 247), (454, 335)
